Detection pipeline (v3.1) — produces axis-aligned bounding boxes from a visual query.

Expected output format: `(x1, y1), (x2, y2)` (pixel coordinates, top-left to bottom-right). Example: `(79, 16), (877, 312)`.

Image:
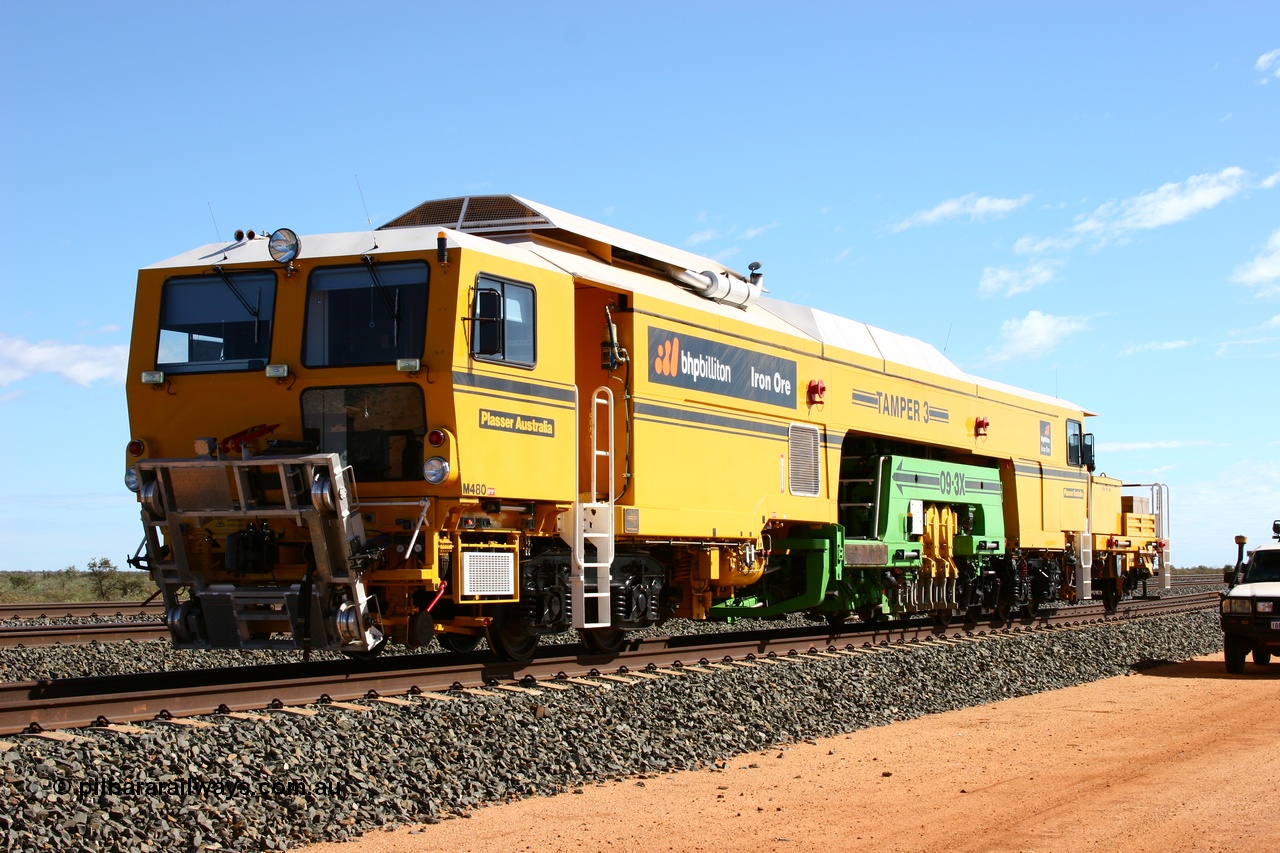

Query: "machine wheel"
(580, 626), (629, 655)
(1102, 586), (1119, 614)
(1022, 599), (1042, 619)
(1225, 634), (1249, 674)
(825, 610), (851, 628)
(487, 612), (540, 662)
(1253, 648), (1271, 666)
(406, 611), (436, 649)
(438, 633), (482, 654)
(931, 610), (952, 629)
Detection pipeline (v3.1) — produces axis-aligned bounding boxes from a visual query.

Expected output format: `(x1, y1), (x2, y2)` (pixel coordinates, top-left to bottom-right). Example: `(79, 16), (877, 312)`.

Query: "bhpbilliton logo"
(653, 337), (680, 377)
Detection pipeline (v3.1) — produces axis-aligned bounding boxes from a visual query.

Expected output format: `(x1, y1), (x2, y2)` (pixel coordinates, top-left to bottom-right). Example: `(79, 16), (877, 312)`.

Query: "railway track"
(0, 621), (167, 648)
(0, 600), (163, 620)
(0, 575), (1222, 649)
(0, 591), (1218, 736)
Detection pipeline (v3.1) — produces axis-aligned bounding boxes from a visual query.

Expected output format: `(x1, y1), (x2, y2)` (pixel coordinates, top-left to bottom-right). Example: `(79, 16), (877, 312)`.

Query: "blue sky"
(1, 1), (1276, 570)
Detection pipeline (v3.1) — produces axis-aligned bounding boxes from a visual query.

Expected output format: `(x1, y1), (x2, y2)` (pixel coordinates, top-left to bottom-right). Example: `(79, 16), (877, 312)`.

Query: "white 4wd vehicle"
(1221, 521), (1280, 674)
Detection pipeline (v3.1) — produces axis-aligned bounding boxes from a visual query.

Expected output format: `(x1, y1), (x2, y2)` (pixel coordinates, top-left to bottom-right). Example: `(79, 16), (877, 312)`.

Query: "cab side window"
(1067, 419), (1082, 467)
(471, 275), (535, 367)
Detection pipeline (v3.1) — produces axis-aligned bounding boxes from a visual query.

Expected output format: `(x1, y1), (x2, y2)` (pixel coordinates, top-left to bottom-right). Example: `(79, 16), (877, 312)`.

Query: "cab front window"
(303, 260), (429, 367)
(156, 270), (277, 373)
(301, 385), (425, 482)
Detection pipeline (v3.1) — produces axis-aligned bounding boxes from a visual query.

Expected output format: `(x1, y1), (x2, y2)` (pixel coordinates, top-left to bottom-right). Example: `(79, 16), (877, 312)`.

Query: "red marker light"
(126, 439), (145, 457)
(427, 429), (446, 447)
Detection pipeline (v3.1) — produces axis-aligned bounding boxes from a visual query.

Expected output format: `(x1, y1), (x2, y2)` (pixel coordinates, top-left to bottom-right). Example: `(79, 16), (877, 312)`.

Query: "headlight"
(268, 228), (301, 263)
(1222, 598), (1252, 614)
(1258, 601), (1275, 613)
(124, 466), (141, 493)
(423, 457), (450, 485)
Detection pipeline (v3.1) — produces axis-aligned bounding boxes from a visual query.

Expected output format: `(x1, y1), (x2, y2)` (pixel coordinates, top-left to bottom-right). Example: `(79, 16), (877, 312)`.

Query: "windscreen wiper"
(213, 265), (261, 344)
(362, 255), (399, 346)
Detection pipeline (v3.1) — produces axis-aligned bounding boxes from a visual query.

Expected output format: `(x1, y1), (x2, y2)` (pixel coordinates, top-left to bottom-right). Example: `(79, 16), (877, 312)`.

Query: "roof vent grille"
(380, 195), (552, 233)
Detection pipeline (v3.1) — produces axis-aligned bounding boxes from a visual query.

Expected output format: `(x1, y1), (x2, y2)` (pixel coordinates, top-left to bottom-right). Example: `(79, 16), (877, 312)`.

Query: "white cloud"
(832, 249), (850, 264)
(985, 310), (1089, 363)
(742, 222), (777, 239)
(1228, 314), (1280, 336)
(893, 193), (1031, 232)
(1215, 339), (1279, 357)
(1232, 228), (1280, 297)
(1013, 234), (1079, 255)
(1118, 339), (1193, 356)
(978, 262), (1057, 298)
(0, 335), (128, 387)
(1073, 167), (1246, 238)
(686, 228), (718, 245)
(1263, 172), (1280, 190)
(1257, 49), (1280, 83)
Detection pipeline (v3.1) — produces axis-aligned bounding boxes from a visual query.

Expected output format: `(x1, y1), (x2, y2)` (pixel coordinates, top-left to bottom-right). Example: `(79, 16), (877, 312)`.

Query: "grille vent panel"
(788, 423), (822, 497)
(461, 551), (516, 597)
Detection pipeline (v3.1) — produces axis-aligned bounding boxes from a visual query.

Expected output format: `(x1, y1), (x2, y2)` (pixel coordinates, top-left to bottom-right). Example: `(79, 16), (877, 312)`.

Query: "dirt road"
(305, 654), (1279, 853)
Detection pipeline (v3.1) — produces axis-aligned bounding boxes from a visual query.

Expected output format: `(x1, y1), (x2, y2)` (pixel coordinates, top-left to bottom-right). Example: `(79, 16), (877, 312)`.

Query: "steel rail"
(0, 601), (164, 620)
(0, 592), (1218, 736)
(0, 622), (168, 649)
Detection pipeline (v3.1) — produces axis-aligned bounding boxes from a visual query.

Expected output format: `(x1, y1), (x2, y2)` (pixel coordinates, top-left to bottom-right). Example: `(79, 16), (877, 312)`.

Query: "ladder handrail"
(558, 385), (616, 629)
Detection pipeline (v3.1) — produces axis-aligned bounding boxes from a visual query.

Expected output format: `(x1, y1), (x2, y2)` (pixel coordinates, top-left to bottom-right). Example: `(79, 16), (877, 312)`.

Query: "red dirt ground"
(304, 653), (1279, 853)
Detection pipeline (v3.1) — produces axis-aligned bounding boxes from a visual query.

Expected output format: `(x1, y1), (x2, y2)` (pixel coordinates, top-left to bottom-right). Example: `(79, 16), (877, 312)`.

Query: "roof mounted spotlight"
(268, 228), (301, 264)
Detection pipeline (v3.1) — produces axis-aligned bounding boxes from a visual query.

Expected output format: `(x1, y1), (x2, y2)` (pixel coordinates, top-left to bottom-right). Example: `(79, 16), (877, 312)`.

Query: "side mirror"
(472, 288), (503, 356)
(1081, 433), (1096, 472)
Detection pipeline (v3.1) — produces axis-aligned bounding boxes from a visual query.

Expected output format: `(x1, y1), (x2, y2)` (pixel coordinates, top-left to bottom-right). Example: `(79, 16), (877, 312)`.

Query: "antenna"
(356, 175), (378, 250)
(208, 202), (227, 259)
(942, 322), (953, 354)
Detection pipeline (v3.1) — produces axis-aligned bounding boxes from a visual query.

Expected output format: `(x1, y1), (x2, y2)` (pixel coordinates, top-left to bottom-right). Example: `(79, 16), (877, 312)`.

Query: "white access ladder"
(559, 386), (615, 629)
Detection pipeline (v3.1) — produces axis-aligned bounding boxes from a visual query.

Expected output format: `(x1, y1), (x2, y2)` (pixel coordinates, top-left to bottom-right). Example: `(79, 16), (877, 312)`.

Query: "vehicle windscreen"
(303, 260), (429, 367)
(1245, 549), (1280, 583)
(157, 270), (277, 372)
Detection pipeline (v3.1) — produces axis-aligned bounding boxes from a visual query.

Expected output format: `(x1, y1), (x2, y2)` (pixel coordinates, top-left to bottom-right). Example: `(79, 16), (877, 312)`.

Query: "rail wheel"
(1253, 648), (1271, 666)
(438, 633), (482, 654)
(825, 610), (852, 628)
(856, 606), (883, 626)
(580, 626), (629, 655)
(1225, 634), (1249, 674)
(1102, 585), (1119, 614)
(487, 612), (539, 662)
(931, 610), (952, 629)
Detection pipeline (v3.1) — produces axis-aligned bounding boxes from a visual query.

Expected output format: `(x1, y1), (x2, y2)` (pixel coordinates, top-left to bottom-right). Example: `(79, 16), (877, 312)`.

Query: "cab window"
(303, 260), (429, 367)
(471, 275), (535, 367)
(301, 385), (425, 481)
(156, 270), (276, 373)
(1066, 419), (1082, 467)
